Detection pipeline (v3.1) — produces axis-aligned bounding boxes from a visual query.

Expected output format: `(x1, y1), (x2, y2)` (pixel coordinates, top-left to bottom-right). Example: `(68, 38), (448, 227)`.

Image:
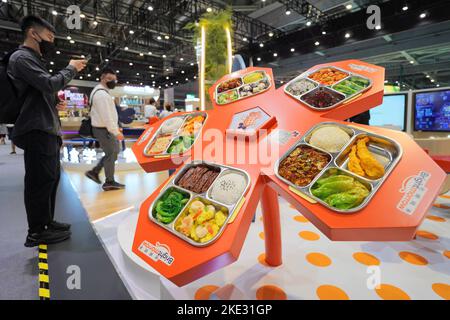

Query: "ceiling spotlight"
(49, 69), (53, 73)
(105, 59), (109, 62)
(384, 80), (388, 83)
(285, 10), (291, 15)
(346, 4), (352, 10)
(136, 73), (140, 76)
(431, 79), (435, 82)
(50, 61), (54, 65)
(66, 36), (72, 40)
(280, 81), (284, 84)
(375, 25), (381, 30)
(185, 78), (189, 81)
(116, 70), (120, 73)
(164, 35), (170, 40)
(194, 76), (197, 79)
(87, 74), (91, 77)
(80, 13), (86, 18)
(273, 53), (278, 57)
(315, 41), (320, 46)
(243, 37), (248, 42)
(93, 20), (98, 27)
(70, 40), (75, 44)
(151, 74), (154, 78)
(257, 57), (261, 61)
(190, 62), (194, 66)
(96, 78), (99, 81)
(129, 62), (133, 66)
(259, 43), (264, 48)
(206, 7), (212, 13)
(420, 13), (426, 19)
(52, 10), (58, 16)
(170, 82), (173, 85)
(149, 65), (153, 69)
(180, 57), (184, 61)
(426, 75), (430, 78)
(96, 41), (101, 45)
(402, 5), (408, 11)
(176, 81), (179, 84)
(56, 51), (60, 55)
(181, 70), (185, 74)
(290, 48), (295, 52)
(148, 6), (154, 11)
(124, 46), (129, 50)
(140, 82), (143, 85)
(345, 32), (351, 38)
(436, 84), (440, 87)
(162, 54), (167, 58)
(157, 36), (162, 40)
(95, 67), (100, 71)
(165, 84), (168, 87)
(306, 21), (312, 27)
(139, 52), (144, 56)
(166, 76), (169, 80)
(129, 30), (135, 35)
(268, 32), (274, 37)
(322, 31), (327, 35)
(148, 51), (152, 55)
(127, 81), (130, 84)
(166, 68), (170, 72)
(410, 60), (414, 64)
(79, 76), (83, 80)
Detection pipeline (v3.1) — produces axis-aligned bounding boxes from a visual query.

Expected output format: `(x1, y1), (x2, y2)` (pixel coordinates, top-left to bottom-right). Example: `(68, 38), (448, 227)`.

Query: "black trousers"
(14, 131), (62, 233)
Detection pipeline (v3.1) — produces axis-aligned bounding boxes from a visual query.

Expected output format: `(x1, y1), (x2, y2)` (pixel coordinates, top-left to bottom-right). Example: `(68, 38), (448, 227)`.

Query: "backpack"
(0, 49), (25, 124)
(78, 88), (108, 138)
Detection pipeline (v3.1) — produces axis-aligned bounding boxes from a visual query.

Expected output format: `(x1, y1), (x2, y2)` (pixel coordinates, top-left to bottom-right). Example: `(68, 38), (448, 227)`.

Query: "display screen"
(368, 94), (407, 131)
(414, 90), (450, 132)
(64, 90), (86, 108)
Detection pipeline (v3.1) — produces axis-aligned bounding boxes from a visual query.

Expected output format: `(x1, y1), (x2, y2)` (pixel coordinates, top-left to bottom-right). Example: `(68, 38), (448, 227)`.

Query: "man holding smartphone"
(7, 15), (86, 247)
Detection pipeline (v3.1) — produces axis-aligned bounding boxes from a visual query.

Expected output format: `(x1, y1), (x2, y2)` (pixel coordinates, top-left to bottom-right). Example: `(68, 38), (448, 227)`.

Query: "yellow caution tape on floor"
(38, 244), (50, 300)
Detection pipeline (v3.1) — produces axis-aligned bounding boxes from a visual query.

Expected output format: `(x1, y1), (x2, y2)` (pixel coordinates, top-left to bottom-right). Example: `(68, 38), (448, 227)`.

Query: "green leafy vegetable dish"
(311, 169), (370, 210)
(153, 188), (190, 224)
(332, 76), (370, 97)
(167, 135), (195, 154)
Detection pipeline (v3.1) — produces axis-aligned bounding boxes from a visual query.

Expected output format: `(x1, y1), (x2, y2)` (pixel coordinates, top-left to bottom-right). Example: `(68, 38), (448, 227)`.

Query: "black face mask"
(34, 33), (55, 58)
(106, 80), (117, 90)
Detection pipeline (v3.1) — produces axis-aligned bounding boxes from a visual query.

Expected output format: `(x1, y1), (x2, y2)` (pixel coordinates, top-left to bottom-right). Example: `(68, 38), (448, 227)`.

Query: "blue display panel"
(369, 94), (407, 131)
(414, 89), (450, 132)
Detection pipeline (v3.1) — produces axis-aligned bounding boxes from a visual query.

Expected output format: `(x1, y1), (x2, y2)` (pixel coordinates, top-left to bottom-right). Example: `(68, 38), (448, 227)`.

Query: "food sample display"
(285, 78), (317, 97)
(149, 161), (250, 246)
(209, 171), (248, 205)
(215, 71), (271, 105)
(175, 199), (229, 244)
(278, 145), (331, 187)
(301, 87), (345, 109)
(217, 78), (242, 93)
(228, 107), (271, 132)
(284, 66), (372, 110)
(152, 188), (190, 224)
(176, 164), (221, 194)
(311, 169), (370, 210)
(308, 125), (352, 153)
(160, 117), (185, 134)
(146, 134), (173, 155)
(276, 122), (402, 213)
(308, 67), (349, 85)
(143, 112), (207, 157)
(332, 76), (371, 97)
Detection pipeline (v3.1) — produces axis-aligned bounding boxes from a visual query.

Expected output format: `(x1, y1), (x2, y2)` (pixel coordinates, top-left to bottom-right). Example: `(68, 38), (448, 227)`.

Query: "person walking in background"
(6, 124), (16, 154)
(159, 102), (173, 119)
(85, 68), (125, 191)
(7, 15), (86, 247)
(0, 124), (6, 144)
(144, 98), (159, 124)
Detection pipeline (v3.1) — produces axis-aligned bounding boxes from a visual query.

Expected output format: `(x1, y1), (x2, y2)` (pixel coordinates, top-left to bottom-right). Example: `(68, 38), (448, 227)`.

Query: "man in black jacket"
(7, 15), (86, 247)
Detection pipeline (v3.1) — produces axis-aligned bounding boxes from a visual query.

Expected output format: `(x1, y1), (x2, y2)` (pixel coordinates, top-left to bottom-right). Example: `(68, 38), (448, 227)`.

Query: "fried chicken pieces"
(348, 137), (385, 179)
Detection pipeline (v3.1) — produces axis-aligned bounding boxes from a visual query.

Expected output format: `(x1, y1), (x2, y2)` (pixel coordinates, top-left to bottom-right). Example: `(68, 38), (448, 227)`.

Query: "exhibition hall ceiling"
(0, 0), (448, 89)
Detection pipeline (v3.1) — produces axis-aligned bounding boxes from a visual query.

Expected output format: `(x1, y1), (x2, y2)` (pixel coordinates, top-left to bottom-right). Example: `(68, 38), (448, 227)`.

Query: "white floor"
(93, 193), (450, 300)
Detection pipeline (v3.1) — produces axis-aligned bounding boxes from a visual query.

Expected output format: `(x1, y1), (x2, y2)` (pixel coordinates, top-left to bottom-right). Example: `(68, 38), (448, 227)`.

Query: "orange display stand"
(131, 61), (446, 287)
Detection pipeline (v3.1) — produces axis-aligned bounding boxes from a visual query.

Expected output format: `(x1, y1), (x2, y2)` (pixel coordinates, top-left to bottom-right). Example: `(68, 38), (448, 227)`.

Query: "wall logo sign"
(397, 171), (431, 215)
(138, 241), (175, 266)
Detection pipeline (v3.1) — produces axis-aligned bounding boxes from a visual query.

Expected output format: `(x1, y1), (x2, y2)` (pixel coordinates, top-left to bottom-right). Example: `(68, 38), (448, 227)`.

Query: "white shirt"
(144, 104), (157, 118)
(159, 110), (172, 119)
(90, 84), (120, 136)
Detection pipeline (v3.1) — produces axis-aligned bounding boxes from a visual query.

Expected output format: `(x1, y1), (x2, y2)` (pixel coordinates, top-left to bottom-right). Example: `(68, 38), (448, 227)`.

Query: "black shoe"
(24, 229), (71, 248)
(85, 170), (102, 184)
(48, 220), (71, 231)
(10, 151), (16, 155)
(102, 181), (126, 191)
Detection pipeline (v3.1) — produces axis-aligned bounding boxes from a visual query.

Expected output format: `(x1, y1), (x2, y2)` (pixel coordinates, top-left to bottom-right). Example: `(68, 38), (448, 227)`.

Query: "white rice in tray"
(309, 126), (351, 153)
(210, 172), (247, 205)
(161, 117), (185, 134)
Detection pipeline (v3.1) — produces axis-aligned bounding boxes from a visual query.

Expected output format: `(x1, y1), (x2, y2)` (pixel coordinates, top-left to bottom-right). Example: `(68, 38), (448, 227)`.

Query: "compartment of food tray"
(335, 133), (402, 181)
(285, 78), (318, 97)
(217, 89), (239, 105)
(277, 144), (332, 188)
(166, 135), (196, 155)
(177, 113), (206, 136)
(307, 67), (349, 86)
(217, 78), (243, 93)
(151, 187), (191, 225)
(208, 169), (250, 206)
(144, 134), (174, 156)
(304, 123), (355, 153)
(175, 163), (221, 194)
(332, 75), (372, 97)
(300, 87), (345, 110)
(160, 116), (186, 134)
(310, 168), (373, 212)
(174, 197), (230, 245)
(238, 79), (270, 98)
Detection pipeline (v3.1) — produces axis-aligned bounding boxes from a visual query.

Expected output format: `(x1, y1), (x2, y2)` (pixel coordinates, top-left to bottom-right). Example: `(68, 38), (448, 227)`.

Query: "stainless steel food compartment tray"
(331, 74), (373, 101)
(299, 86), (347, 111)
(143, 112), (208, 157)
(149, 160), (251, 247)
(215, 70), (272, 105)
(284, 77), (319, 100)
(274, 122), (403, 213)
